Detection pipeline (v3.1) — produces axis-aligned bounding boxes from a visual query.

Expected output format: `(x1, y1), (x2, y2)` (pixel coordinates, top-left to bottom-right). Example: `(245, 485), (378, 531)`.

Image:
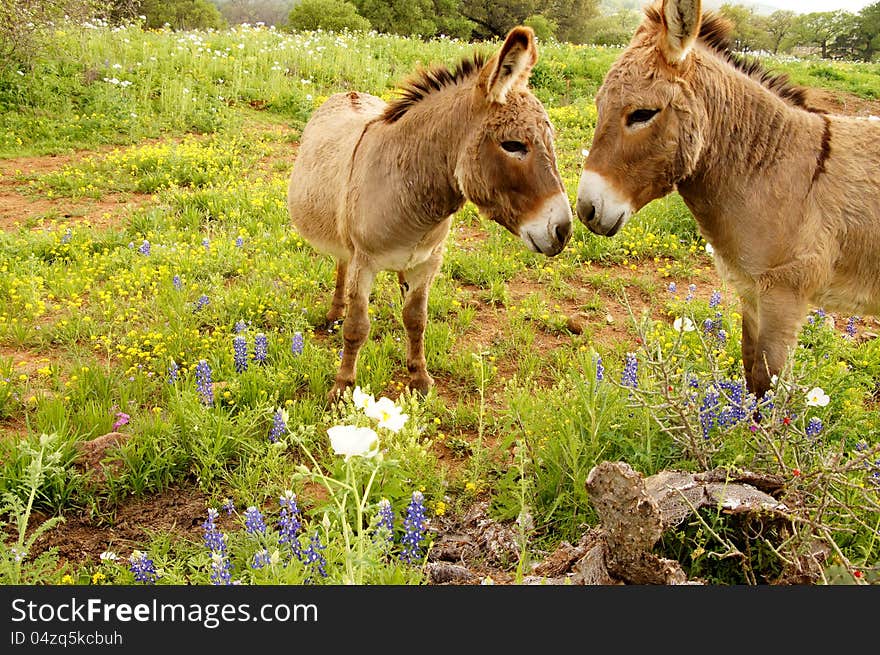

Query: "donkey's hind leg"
(326, 260), (348, 324)
(329, 254), (376, 402)
(401, 248), (443, 395)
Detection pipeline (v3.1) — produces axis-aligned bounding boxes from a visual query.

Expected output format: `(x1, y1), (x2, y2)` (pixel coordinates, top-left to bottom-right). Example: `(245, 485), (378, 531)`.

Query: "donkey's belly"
(813, 278), (880, 316)
(371, 219), (452, 272)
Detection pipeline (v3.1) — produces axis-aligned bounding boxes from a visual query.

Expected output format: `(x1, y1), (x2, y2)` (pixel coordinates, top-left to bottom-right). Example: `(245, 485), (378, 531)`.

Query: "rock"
(565, 316), (584, 334)
(425, 562), (479, 585)
(74, 431), (130, 483)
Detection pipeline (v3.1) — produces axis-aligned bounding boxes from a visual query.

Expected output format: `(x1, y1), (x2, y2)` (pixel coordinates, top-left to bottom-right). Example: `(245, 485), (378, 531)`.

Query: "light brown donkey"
(288, 26), (572, 400)
(576, 0), (880, 399)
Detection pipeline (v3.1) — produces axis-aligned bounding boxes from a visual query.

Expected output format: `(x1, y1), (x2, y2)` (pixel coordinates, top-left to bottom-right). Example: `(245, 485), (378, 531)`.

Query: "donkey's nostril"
(576, 199), (595, 224)
(554, 220), (572, 245)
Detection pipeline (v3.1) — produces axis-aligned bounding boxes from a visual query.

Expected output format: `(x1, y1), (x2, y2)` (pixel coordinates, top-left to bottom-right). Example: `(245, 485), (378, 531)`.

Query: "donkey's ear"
(483, 26), (538, 104)
(660, 0), (702, 64)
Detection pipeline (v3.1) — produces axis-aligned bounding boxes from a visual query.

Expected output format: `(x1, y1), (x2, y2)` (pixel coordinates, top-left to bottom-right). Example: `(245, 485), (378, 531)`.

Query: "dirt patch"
(806, 88), (880, 117)
(25, 484), (214, 567)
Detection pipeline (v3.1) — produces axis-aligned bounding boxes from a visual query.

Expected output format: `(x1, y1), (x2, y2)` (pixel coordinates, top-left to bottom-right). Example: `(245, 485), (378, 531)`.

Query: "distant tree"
(718, 3), (770, 52)
(765, 10), (797, 54)
(353, 0), (435, 36)
(286, 0), (370, 32)
(791, 10), (852, 59)
(523, 13), (556, 41)
(582, 9), (640, 46)
(214, 0), (295, 27)
(547, 0), (598, 43)
(138, 0), (226, 29)
(457, 0), (598, 42)
(854, 1), (880, 61)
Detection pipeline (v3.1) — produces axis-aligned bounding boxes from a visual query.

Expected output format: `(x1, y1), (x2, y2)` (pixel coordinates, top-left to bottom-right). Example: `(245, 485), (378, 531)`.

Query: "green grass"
(0, 21), (878, 587)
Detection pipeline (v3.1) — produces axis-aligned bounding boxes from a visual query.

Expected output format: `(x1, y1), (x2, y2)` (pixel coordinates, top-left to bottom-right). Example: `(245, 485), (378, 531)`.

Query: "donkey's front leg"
(740, 299), (759, 392)
(329, 254), (376, 402)
(750, 286), (808, 400)
(401, 251), (443, 395)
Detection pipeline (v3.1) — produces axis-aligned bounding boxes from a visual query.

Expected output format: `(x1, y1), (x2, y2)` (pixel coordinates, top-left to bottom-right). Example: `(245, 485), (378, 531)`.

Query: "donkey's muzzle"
(576, 170), (633, 238)
(519, 192), (573, 257)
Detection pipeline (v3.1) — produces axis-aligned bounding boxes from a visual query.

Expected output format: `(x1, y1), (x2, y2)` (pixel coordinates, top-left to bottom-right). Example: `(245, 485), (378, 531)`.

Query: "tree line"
(3, 0), (880, 62)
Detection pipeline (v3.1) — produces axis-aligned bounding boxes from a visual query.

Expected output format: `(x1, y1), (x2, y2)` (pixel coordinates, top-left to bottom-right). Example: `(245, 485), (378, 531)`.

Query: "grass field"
(1, 20), (879, 586)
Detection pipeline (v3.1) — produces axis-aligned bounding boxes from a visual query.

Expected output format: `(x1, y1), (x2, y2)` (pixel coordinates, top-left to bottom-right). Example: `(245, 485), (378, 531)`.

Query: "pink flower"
(113, 412), (130, 430)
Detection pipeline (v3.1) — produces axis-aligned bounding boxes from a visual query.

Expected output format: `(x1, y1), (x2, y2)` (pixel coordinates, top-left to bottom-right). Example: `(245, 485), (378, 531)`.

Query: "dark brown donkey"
(288, 26), (573, 401)
(576, 0), (880, 399)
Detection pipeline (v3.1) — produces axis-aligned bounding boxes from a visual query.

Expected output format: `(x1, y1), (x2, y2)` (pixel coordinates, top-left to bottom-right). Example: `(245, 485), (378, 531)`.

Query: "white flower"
(352, 386), (375, 411)
(705, 242), (714, 256)
(673, 316), (695, 332)
(805, 387), (830, 407)
(99, 551), (118, 562)
(364, 396), (408, 433)
(328, 425), (379, 459)
(581, 148), (590, 157)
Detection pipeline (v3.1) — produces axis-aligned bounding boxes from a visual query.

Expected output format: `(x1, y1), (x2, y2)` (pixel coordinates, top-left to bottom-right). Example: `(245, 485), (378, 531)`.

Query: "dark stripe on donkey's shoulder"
(811, 115), (832, 187)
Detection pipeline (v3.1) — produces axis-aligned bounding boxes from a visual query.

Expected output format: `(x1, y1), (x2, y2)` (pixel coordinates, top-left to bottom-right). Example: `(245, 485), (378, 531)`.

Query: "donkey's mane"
(382, 53), (487, 123)
(644, 6), (821, 112)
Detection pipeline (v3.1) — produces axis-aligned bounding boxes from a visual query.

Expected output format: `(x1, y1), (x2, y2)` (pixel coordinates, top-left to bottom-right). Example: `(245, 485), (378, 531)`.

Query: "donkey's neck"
(678, 52), (827, 212)
(369, 83), (480, 227)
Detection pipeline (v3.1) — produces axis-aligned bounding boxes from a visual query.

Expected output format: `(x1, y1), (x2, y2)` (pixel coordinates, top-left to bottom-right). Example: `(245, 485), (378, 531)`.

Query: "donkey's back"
(287, 91), (386, 262)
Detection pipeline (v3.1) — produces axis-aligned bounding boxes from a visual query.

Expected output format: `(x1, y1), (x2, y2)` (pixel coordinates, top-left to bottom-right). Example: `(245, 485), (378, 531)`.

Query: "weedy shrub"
(0, 433), (70, 584)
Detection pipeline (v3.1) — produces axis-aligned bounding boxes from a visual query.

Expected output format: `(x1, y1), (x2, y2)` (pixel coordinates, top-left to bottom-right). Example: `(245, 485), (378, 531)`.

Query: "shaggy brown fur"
(288, 27), (572, 400)
(382, 54), (487, 123)
(576, 0), (880, 399)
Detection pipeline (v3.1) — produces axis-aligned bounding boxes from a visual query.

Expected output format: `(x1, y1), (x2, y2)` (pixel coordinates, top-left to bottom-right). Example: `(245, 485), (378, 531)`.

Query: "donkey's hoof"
(407, 374), (434, 396)
(327, 381), (352, 404)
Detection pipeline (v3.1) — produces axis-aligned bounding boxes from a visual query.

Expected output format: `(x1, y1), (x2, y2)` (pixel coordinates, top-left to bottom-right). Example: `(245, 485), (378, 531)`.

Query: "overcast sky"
(762, 0), (872, 11)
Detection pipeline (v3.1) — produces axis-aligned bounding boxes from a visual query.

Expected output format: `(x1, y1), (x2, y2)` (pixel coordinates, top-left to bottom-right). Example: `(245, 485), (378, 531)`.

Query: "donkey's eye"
(626, 108), (660, 126)
(500, 141), (529, 156)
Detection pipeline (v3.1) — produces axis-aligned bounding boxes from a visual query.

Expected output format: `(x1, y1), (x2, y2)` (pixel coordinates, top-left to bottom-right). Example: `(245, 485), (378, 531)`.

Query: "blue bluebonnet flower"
(172, 274), (182, 290)
(846, 316), (860, 338)
(61, 228), (72, 244)
(210, 550), (233, 585)
(301, 532), (328, 580)
(234, 319), (248, 334)
(268, 409), (286, 443)
(195, 359), (213, 406)
(291, 331), (304, 356)
(400, 491), (428, 564)
(806, 417), (823, 438)
(373, 498), (394, 546)
(235, 236), (244, 248)
(686, 284), (696, 302)
(667, 282), (677, 294)
(278, 491), (302, 559)
(699, 385), (721, 439)
(202, 508), (225, 552)
(167, 360), (179, 384)
(222, 498), (235, 516)
(709, 290), (721, 308)
(233, 335), (248, 373)
(244, 506), (267, 534)
(202, 237), (210, 249)
(138, 240), (150, 256)
(194, 294), (210, 312)
(128, 551), (158, 584)
(621, 353), (638, 389)
(594, 354), (604, 382)
(251, 549), (272, 569)
(808, 308), (827, 325)
(254, 333), (268, 364)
